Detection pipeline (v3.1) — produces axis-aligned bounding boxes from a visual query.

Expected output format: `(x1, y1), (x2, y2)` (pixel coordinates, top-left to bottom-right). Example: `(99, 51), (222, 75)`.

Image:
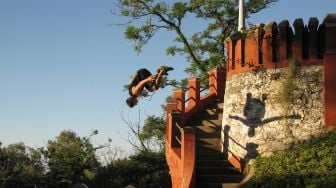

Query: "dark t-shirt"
(128, 68), (153, 97)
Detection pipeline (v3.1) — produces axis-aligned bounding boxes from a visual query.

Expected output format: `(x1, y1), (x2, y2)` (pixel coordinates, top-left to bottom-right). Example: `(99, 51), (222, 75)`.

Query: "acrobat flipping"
(126, 66), (174, 108)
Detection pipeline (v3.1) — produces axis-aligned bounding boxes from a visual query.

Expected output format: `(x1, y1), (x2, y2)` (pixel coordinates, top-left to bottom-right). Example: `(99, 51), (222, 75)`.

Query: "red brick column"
(225, 38), (234, 73)
(165, 102), (183, 188)
(181, 126), (195, 188)
(293, 18), (304, 63)
(245, 24), (264, 67)
(187, 77), (200, 111)
(166, 102), (177, 144)
(278, 20), (290, 65)
(173, 88), (185, 114)
(308, 17), (319, 60)
(209, 67), (226, 101)
(324, 14), (336, 126)
(262, 22), (277, 68)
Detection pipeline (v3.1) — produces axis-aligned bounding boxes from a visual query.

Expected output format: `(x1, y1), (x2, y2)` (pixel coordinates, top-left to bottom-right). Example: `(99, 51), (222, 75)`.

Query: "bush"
(243, 131), (336, 188)
(93, 150), (171, 188)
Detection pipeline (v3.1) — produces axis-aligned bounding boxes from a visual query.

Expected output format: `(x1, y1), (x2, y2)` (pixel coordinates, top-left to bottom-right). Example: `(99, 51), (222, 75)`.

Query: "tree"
(0, 142), (44, 188)
(120, 108), (166, 152)
(116, 0), (278, 80)
(93, 150), (170, 188)
(42, 130), (101, 187)
(139, 115), (166, 150)
(117, 106), (170, 187)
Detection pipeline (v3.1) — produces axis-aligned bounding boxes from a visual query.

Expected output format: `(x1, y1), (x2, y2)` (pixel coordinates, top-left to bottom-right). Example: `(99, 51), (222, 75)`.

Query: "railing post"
(166, 102), (177, 145)
(181, 126), (195, 188)
(209, 67), (226, 102)
(187, 77), (200, 111)
(171, 112), (183, 147)
(173, 88), (185, 114)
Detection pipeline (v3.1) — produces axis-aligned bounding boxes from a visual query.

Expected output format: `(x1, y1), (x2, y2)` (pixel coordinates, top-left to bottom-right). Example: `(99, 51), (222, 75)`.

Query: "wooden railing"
(165, 66), (226, 188)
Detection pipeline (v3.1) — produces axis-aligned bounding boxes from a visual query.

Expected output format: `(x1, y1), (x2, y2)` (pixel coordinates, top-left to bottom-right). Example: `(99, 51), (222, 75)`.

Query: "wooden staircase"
(165, 67), (246, 187)
(186, 102), (244, 188)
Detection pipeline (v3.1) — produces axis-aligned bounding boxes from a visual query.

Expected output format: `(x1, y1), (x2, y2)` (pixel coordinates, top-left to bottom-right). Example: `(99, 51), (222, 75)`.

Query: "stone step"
(194, 125), (221, 134)
(208, 102), (224, 109)
(196, 137), (221, 146)
(192, 112), (223, 121)
(196, 166), (241, 175)
(196, 183), (224, 188)
(221, 183), (241, 188)
(196, 144), (221, 153)
(188, 118), (222, 127)
(200, 104), (222, 111)
(196, 131), (221, 139)
(196, 174), (244, 184)
(196, 152), (227, 161)
(196, 160), (232, 168)
(188, 103), (223, 118)
(196, 183), (241, 188)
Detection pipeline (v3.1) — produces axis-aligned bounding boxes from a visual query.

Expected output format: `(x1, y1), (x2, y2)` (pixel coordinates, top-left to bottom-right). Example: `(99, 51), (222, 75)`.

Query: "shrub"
(243, 131), (336, 188)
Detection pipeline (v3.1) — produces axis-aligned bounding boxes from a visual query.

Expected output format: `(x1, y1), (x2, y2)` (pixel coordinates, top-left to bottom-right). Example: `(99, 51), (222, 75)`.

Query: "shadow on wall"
(223, 92), (301, 162)
(223, 125), (259, 163)
(229, 93), (301, 137)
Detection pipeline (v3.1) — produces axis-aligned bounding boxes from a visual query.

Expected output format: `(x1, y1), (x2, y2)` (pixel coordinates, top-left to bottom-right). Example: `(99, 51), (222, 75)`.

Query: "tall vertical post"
(187, 77), (200, 111)
(173, 88), (185, 114)
(238, 0), (245, 31)
(323, 14), (336, 126)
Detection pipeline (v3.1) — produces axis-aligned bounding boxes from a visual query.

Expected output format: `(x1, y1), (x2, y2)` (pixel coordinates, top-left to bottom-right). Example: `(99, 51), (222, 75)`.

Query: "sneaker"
(157, 65), (174, 75)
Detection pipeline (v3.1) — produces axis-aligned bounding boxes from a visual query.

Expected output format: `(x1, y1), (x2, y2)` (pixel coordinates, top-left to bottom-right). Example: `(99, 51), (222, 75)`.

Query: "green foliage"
(93, 150), (170, 188)
(116, 0), (279, 81)
(243, 131), (336, 188)
(0, 142), (45, 188)
(43, 130), (99, 187)
(139, 115), (166, 149)
(171, 2), (187, 20)
(0, 129), (170, 187)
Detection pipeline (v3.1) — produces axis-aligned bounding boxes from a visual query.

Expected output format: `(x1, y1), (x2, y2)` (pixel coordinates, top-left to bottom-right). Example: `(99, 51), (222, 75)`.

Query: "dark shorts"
(128, 68), (153, 96)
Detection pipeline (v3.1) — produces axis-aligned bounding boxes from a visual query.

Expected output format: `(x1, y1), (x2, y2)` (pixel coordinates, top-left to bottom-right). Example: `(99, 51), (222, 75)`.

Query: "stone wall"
(221, 65), (327, 163)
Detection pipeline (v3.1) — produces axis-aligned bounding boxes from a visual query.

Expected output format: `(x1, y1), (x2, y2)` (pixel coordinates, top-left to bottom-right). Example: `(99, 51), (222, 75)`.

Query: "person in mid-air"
(126, 66), (174, 108)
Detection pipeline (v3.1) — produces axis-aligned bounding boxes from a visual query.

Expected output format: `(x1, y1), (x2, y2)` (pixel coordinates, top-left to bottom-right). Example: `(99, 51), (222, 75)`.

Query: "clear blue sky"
(0, 0), (334, 154)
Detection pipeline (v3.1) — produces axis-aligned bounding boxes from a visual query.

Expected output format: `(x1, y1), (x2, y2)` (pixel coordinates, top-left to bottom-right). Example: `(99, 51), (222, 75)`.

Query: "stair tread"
(196, 183), (240, 188)
(196, 166), (241, 175)
(196, 174), (244, 183)
(183, 101), (243, 186)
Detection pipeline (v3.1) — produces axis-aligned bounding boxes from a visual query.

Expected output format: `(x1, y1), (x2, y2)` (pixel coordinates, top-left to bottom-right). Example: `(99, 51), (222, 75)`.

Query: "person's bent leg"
(157, 65), (174, 75)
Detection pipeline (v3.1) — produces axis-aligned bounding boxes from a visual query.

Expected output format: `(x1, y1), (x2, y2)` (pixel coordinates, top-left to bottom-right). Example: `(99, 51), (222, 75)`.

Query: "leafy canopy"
(117, 0), (278, 80)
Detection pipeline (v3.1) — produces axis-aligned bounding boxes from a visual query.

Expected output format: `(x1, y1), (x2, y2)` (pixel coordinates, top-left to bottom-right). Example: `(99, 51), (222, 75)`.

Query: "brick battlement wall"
(225, 16), (326, 77)
(221, 14), (336, 163)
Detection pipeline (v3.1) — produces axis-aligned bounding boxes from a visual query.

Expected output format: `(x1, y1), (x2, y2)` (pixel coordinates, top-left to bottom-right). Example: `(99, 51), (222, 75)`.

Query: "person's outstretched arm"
(131, 76), (155, 96)
(153, 69), (165, 90)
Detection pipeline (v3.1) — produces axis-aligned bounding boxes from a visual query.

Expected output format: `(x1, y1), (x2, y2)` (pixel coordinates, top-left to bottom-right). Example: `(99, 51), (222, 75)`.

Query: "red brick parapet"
(225, 16), (327, 78)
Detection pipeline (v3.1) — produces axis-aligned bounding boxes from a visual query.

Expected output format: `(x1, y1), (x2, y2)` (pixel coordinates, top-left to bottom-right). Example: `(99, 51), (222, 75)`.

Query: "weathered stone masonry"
(222, 66), (325, 162)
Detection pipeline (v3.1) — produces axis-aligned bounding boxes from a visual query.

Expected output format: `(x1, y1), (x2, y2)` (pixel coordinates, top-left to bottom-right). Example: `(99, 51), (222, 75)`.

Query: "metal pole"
(238, 0), (245, 31)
